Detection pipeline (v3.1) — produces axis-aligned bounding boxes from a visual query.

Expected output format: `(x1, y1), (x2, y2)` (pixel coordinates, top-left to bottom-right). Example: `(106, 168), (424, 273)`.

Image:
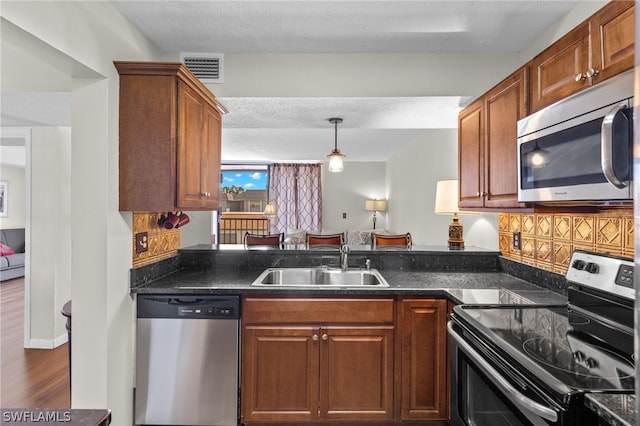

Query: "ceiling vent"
(180, 53), (224, 83)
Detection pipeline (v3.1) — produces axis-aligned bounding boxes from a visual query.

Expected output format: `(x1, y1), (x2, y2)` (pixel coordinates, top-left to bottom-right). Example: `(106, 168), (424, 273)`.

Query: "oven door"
(448, 321), (563, 426)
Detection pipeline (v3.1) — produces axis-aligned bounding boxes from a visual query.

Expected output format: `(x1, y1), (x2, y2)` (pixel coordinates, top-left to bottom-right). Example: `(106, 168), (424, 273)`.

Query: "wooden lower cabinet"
(241, 298), (395, 424)
(241, 296), (448, 424)
(399, 298), (449, 421)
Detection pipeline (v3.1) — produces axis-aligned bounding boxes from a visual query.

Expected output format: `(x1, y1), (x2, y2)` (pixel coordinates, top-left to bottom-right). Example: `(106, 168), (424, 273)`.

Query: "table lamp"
(434, 180), (464, 250)
(364, 199), (387, 229)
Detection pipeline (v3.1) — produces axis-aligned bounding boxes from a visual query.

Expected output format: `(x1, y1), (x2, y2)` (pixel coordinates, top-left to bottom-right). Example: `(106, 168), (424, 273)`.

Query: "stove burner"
(522, 337), (635, 383)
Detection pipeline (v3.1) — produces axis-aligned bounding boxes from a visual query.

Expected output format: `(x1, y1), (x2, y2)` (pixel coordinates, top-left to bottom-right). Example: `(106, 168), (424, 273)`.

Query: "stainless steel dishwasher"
(135, 295), (240, 426)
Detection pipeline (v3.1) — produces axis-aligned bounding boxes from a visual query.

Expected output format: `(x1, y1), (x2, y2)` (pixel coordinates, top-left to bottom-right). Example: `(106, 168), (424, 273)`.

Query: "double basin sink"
(251, 267), (389, 288)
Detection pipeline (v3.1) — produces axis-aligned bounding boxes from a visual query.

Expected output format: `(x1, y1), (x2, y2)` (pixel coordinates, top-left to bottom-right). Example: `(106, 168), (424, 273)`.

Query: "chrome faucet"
(340, 244), (350, 270)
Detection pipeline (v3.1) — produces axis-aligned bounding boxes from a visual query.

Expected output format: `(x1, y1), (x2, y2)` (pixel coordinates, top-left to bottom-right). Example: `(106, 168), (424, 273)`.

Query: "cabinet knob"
(313, 334), (319, 341)
(322, 334), (328, 341)
(575, 72), (587, 82)
(586, 68), (600, 78)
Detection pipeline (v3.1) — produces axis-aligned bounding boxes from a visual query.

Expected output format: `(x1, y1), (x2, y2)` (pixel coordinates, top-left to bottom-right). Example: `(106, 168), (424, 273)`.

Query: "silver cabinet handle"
(313, 334), (319, 341)
(586, 68), (600, 78)
(447, 322), (559, 422)
(575, 72), (587, 82)
(322, 334), (328, 341)
(601, 103), (629, 189)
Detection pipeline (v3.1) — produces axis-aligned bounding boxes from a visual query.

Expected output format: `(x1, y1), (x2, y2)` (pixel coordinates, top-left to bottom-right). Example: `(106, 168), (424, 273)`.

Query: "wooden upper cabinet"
(458, 98), (483, 208)
(530, 22), (590, 112)
(590, 0), (635, 83)
(483, 67), (528, 209)
(458, 67), (528, 210)
(115, 61), (227, 212)
(530, 1), (634, 112)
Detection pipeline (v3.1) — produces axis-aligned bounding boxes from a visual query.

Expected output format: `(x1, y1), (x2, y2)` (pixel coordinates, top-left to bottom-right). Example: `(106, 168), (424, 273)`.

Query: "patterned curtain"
(268, 163), (322, 234)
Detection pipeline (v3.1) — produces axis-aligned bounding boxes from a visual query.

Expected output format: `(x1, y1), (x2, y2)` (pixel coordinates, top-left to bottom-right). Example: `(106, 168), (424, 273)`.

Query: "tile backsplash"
(132, 212), (180, 268)
(499, 208), (634, 274)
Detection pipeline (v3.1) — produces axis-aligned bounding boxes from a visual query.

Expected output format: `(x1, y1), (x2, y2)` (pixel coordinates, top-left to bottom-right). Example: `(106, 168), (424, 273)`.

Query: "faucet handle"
(364, 259), (371, 270)
(341, 244), (350, 253)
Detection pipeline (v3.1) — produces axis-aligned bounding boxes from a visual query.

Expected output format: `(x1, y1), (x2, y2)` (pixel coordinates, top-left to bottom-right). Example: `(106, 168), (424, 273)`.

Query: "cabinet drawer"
(243, 297), (395, 324)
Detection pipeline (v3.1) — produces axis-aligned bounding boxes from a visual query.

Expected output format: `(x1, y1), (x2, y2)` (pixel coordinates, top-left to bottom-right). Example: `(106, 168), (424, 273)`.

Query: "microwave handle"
(447, 322), (559, 422)
(601, 103), (629, 189)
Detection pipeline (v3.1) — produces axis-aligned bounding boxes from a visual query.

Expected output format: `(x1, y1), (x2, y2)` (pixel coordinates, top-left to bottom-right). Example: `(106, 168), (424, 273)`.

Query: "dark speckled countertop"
(130, 246), (568, 305)
(585, 394), (635, 426)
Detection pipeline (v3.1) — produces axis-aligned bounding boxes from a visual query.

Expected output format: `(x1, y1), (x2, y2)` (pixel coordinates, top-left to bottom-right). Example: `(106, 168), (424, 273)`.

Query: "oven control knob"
(584, 262), (599, 274)
(585, 357), (599, 369)
(572, 260), (586, 270)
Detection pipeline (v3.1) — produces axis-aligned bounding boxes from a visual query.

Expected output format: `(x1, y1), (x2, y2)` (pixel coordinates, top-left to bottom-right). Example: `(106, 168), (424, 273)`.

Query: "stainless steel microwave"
(517, 70), (634, 204)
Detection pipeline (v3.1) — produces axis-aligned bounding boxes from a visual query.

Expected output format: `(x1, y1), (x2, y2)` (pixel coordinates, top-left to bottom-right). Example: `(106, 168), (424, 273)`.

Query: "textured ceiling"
(2, 1), (580, 164)
(110, 1), (579, 54)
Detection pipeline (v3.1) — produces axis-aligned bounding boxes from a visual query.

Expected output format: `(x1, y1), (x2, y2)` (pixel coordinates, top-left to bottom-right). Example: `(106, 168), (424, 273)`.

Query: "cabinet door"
(530, 22), (590, 112)
(483, 67), (528, 209)
(400, 299), (448, 420)
(320, 326), (394, 421)
(242, 326), (320, 423)
(201, 104), (222, 208)
(458, 98), (484, 208)
(177, 81), (208, 208)
(590, 1), (635, 84)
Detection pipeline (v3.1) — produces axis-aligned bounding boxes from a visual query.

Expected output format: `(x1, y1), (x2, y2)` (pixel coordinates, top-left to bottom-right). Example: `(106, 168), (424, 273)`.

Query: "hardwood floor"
(1, 277), (70, 408)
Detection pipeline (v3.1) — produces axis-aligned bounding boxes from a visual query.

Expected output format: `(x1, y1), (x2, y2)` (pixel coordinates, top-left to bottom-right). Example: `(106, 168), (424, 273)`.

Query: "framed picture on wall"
(0, 181), (7, 217)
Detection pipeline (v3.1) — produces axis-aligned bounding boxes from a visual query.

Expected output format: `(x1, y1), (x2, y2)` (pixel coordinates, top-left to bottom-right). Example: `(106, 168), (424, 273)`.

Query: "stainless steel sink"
(251, 267), (389, 287)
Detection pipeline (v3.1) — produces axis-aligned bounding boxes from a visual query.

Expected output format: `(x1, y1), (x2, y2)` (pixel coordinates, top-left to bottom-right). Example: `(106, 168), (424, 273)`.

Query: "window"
(220, 165), (268, 213)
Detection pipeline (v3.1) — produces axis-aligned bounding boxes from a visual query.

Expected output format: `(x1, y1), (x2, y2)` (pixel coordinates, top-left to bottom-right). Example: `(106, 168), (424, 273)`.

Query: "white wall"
(321, 161), (388, 232)
(28, 127), (72, 347)
(387, 129), (498, 249)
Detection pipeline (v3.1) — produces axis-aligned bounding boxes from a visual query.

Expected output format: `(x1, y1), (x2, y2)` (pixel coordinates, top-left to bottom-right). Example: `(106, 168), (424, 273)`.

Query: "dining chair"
(244, 232), (284, 249)
(306, 233), (344, 248)
(373, 233), (412, 249)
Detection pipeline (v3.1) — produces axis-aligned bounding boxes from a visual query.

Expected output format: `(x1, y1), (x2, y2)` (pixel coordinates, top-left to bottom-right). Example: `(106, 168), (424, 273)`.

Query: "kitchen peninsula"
(131, 245), (567, 424)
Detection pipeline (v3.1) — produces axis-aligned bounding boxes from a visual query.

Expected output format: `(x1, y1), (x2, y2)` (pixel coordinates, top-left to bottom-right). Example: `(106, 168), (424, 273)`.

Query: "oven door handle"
(601, 102), (629, 189)
(448, 322), (559, 423)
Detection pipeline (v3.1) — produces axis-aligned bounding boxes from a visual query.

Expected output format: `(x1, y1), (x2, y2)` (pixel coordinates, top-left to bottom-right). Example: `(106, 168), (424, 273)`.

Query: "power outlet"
(136, 232), (148, 254)
(512, 232), (521, 250)
(342, 212), (347, 219)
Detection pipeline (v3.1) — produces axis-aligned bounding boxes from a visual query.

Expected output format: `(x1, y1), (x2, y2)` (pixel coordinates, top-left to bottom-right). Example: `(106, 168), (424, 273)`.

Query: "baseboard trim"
(27, 333), (68, 349)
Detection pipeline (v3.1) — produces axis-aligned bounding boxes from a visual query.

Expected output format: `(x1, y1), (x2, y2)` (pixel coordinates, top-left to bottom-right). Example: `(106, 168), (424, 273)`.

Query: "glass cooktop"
(453, 304), (635, 395)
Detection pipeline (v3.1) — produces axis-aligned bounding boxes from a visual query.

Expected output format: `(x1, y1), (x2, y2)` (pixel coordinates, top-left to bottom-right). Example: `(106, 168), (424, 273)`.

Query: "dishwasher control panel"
(137, 295), (241, 319)
(178, 305), (237, 318)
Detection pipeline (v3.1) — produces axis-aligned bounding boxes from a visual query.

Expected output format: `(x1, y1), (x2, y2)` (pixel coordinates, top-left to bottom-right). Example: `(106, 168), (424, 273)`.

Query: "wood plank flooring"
(1, 277), (70, 408)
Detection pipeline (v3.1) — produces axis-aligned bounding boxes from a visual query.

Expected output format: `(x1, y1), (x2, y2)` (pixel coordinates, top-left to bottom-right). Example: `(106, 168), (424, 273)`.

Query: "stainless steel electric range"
(448, 250), (635, 426)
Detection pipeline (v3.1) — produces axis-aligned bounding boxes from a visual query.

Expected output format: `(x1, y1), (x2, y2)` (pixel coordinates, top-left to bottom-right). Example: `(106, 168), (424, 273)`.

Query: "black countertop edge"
(498, 256), (567, 296)
(0, 409), (111, 426)
(131, 246), (503, 288)
(585, 394), (635, 426)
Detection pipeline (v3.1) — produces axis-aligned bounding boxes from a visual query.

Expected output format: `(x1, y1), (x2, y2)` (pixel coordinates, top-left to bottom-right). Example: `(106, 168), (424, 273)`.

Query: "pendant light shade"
(327, 117), (345, 173)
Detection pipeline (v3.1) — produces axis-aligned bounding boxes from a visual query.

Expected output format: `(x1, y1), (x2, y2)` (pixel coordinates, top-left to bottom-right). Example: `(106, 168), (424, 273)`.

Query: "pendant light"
(327, 117), (345, 173)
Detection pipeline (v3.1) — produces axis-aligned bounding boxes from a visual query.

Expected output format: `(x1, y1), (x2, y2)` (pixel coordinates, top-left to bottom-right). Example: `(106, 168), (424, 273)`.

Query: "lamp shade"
(263, 202), (276, 218)
(365, 199), (387, 212)
(434, 180), (460, 214)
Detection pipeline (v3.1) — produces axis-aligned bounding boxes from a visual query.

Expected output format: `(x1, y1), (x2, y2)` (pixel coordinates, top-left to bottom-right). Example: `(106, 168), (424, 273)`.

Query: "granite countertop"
(585, 394), (636, 426)
(131, 267), (567, 305)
